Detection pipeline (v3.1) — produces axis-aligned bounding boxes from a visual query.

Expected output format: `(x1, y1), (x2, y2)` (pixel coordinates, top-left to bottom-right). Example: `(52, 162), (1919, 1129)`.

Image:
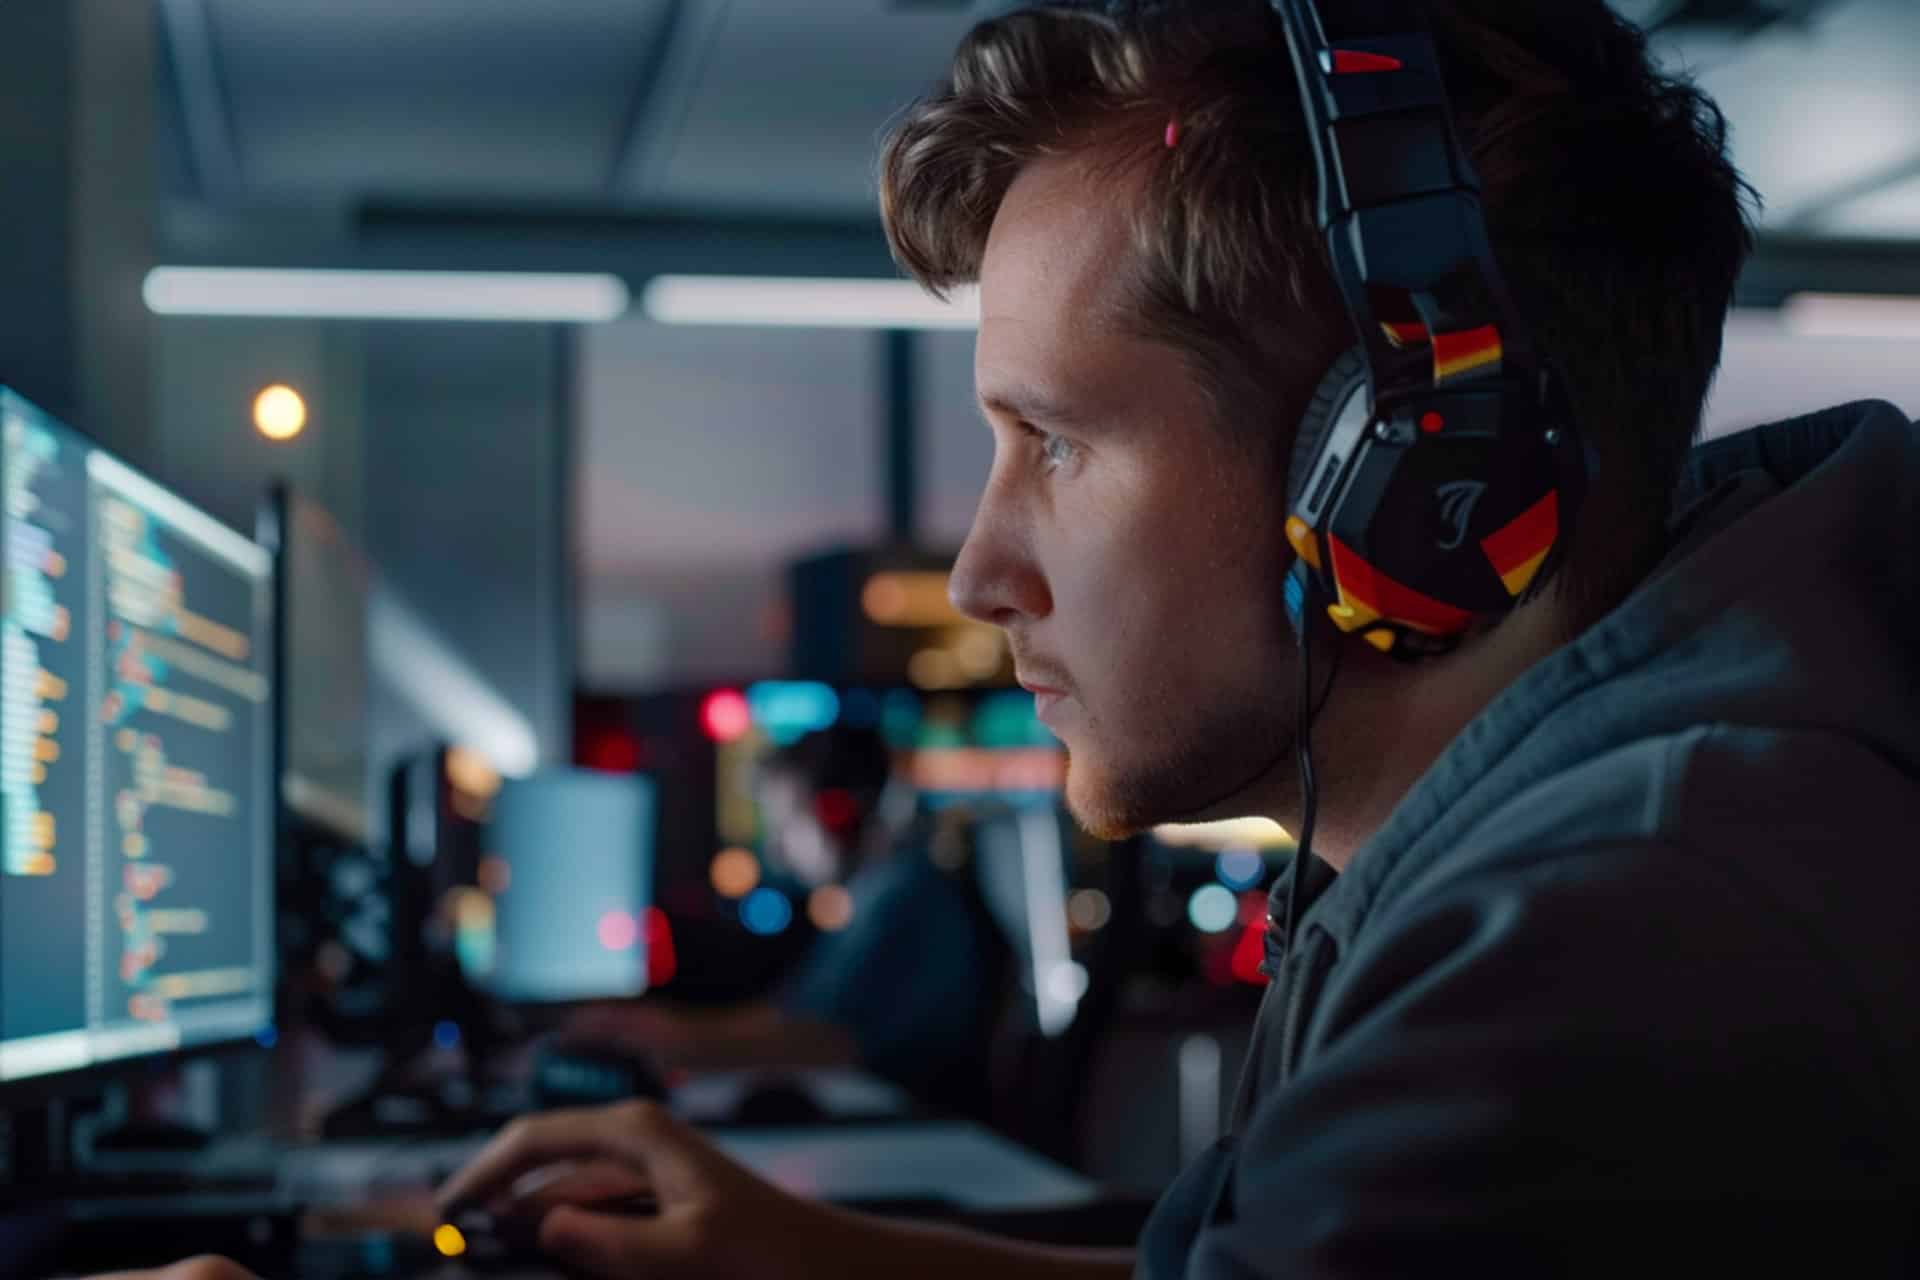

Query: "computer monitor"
(257, 485), (370, 844)
(477, 768), (656, 1005)
(0, 388), (275, 1091)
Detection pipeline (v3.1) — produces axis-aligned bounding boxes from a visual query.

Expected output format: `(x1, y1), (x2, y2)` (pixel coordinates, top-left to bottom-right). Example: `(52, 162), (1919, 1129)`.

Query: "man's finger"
(436, 1101), (696, 1213)
(538, 1203), (695, 1280)
(511, 1159), (654, 1216)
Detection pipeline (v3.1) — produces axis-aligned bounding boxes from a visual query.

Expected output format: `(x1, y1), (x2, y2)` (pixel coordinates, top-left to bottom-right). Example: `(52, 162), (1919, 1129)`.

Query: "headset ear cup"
(1286, 347), (1372, 511)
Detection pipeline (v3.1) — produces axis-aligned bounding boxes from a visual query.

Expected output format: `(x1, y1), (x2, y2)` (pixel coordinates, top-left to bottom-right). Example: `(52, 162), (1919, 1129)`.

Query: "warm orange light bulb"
(253, 385), (308, 441)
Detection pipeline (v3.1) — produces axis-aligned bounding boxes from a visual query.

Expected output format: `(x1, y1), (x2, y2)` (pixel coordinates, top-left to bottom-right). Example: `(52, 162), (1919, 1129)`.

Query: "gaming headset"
(1262, 0), (1594, 922)
(1270, 0), (1590, 663)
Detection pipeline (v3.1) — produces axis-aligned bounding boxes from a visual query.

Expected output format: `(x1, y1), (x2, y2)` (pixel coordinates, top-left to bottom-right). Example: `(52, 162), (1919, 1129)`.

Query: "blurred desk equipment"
(972, 803), (1140, 1166)
(319, 764), (660, 1138)
(670, 1066), (910, 1126)
(476, 768), (655, 1006)
(0, 387), (277, 1177)
(255, 486), (382, 1050)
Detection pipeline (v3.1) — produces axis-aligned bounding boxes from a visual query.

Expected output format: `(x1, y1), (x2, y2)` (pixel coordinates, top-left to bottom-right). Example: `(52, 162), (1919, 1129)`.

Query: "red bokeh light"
(700, 689), (752, 743)
(582, 727), (643, 773)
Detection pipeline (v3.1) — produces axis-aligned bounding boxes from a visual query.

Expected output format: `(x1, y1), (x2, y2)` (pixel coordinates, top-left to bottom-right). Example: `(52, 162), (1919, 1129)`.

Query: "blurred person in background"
(563, 724), (999, 1110)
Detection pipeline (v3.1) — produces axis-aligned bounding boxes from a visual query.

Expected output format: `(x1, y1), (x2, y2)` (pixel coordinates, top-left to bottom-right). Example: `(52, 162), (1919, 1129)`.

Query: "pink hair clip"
(1164, 117), (1181, 149)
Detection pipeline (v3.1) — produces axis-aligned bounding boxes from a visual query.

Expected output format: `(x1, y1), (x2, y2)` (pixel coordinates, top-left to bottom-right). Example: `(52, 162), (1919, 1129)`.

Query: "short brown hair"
(880, 0), (1758, 630)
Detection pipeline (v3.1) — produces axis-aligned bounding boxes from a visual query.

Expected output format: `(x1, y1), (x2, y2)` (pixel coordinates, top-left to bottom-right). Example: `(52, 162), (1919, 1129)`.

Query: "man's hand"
(436, 1098), (836, 1280)
(84, 1258), (260, 1280)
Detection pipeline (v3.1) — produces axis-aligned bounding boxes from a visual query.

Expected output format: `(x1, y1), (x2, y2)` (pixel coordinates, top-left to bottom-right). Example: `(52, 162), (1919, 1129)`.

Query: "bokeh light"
(1215, 847), (1265, 891)
(741, 887), (794, 936)
(709, 847), (761, 899)
(1187, 884), (1237, 934)
(1067, 888), (1112, 931)
(808, 885), (854, 932)
(253, 384), (307, 441)
(700, 689), (752, 742)
(598, 909), (640, 952)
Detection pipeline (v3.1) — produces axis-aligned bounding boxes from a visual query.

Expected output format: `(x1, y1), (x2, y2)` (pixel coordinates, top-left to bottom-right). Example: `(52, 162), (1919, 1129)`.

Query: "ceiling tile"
(648, 0), (983, 217)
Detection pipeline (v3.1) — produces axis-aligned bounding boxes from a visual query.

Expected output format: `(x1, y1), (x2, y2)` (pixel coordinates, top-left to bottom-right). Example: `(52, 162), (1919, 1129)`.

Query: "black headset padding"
(1286, 345), (1371, 512)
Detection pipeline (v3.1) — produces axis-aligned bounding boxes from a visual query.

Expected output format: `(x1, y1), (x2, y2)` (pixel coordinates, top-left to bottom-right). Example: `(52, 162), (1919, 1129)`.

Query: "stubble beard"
(1060, 679), (1297, 841)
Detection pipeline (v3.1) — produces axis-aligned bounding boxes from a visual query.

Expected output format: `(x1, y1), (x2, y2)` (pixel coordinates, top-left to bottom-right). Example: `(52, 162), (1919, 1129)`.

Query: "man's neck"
(1267, 596), (1575, 872)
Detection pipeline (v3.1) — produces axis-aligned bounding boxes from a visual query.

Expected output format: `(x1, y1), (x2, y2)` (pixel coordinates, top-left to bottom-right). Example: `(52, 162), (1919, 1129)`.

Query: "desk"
(286, 1118), (1095, 1213)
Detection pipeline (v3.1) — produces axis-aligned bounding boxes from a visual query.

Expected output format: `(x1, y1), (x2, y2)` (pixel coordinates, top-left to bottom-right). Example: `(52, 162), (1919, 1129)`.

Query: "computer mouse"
(733, 1079), (828, 1126)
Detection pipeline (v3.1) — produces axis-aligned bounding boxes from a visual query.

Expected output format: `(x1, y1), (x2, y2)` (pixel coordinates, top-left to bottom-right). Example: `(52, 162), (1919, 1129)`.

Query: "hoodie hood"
(1292, 397), (1920, 939)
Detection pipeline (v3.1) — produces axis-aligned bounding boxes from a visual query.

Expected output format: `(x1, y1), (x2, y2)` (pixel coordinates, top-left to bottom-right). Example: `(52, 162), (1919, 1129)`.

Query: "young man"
(111, 1), (1918, 1277)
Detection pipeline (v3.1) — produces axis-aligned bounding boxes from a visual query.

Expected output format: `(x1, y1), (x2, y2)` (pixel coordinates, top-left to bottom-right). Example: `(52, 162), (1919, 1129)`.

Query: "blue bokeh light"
(433, 1020), (462, 1050)
(1215, 847), (1265, 891)
(741, 887), (794, 936)
(747, 682), (840, 745)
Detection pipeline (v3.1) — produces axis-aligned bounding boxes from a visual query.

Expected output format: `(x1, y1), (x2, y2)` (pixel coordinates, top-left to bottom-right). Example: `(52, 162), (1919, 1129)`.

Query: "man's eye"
(1034, 428), (1078, 470)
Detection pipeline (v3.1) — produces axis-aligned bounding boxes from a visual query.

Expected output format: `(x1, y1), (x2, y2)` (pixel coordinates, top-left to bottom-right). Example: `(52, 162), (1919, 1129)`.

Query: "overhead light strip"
(642, 275), (979, 330)
(1778, 292), (1920, 342)
(143, 267), (630, 323)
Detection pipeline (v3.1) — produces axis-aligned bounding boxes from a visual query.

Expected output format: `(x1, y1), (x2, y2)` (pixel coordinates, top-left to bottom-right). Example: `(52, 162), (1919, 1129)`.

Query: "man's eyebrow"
(977, 386), (1083, 426)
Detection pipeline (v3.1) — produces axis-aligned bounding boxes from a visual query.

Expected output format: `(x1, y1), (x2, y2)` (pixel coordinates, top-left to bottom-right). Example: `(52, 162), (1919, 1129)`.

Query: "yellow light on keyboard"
(433, 1223), (469, 1258)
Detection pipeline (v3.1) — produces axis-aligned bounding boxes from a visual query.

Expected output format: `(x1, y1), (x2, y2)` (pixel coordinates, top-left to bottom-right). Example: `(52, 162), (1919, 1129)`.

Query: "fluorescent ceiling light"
(143, 267), (630, 322)
(1779, 292), (1920, 342)
(643, 275), (978, 330)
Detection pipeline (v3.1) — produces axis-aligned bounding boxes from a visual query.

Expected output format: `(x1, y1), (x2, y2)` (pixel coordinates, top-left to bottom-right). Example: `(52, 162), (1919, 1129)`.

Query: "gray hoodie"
(1137, 399), (1920, 1276)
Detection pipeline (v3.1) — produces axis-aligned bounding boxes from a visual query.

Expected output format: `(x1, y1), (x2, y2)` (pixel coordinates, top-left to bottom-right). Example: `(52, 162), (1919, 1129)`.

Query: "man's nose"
(949, 502), (1048, 628)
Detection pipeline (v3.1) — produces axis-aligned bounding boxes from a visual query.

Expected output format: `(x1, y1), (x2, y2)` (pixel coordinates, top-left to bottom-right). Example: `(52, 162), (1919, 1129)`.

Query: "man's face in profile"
(950, 152), (1300, 838)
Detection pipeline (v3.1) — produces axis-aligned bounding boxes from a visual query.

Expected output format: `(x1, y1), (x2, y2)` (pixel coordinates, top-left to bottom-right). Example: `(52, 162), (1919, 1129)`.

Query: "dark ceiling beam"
(154, 201), (900, 281)
(155, 0), (243, 200)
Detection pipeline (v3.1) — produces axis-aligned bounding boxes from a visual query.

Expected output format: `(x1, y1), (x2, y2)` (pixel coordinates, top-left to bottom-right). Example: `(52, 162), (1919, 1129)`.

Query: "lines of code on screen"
(1, 393), (272, 1081)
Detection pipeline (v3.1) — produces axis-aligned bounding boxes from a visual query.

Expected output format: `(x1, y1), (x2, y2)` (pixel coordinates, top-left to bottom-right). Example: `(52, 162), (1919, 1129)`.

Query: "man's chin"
(1060, 740), (1286, 841)
(1060, 753), (1156, 841)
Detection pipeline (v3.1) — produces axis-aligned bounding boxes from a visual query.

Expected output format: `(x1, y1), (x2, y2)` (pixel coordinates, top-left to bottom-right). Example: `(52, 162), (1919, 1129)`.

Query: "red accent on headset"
(1328, 536), (1476, 634)
(1330, 50), (1405, 74)
(1419, 412), (1446, 435)
(1480, 489), (1560, 578)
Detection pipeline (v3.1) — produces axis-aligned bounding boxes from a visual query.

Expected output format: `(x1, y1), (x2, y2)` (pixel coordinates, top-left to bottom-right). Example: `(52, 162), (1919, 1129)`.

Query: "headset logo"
(1434, 481), (1487, 551)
